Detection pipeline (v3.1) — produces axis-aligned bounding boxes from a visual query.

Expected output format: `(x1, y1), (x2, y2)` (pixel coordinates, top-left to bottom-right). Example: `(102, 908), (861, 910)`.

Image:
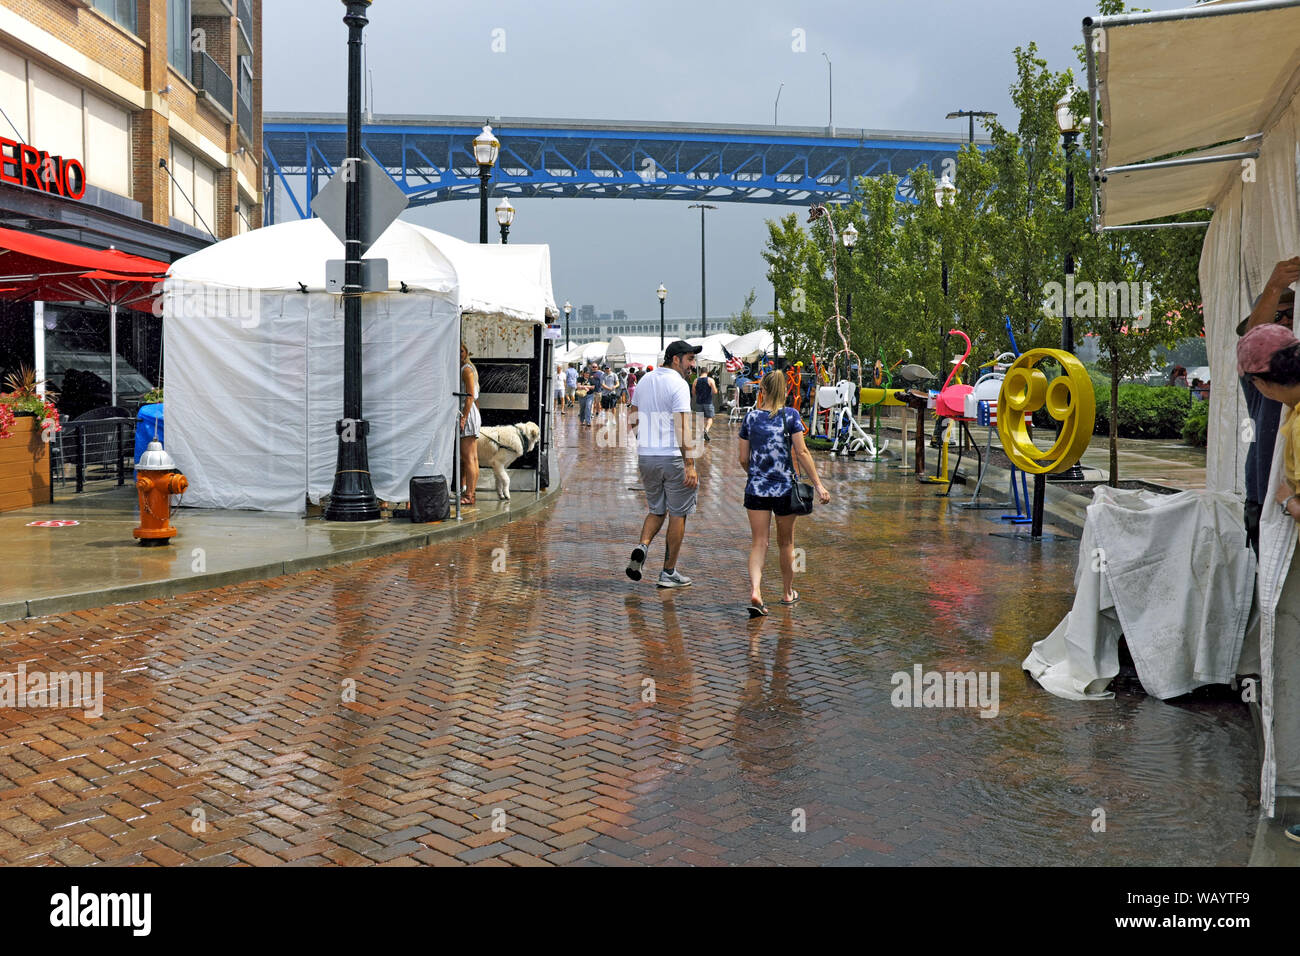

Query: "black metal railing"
(191, 51), (233, 114)
(56, 416), (135, 494)
(238, 95), (253, 142)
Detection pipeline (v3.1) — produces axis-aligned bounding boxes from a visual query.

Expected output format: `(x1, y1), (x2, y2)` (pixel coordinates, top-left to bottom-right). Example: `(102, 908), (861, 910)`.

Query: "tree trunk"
(1109, 350), (1120, 488)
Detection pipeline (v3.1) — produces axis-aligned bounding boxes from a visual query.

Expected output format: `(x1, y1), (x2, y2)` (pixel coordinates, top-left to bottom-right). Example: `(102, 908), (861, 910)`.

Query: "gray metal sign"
(326, 258), (389, 294)
(313, 154), (409, 256)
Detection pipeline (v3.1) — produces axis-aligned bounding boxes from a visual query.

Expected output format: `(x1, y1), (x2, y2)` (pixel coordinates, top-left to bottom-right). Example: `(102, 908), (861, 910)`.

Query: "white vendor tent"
(692, 333), (735, 365)
(605, 335), (663, 368)
(1085, 0), (1300, 815)
(579, 341), (608, 364)
(163, 217), (549, 514)
(726, 328), (782, 362)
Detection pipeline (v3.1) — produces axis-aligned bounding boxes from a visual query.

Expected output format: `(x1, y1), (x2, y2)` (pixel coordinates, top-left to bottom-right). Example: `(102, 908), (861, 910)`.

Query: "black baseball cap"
(663, 340), (703, 362)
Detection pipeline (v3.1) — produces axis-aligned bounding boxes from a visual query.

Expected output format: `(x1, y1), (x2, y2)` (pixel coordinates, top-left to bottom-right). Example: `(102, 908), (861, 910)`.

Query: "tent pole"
(1084, 17), (1102, 232)
(110, 301), (117, 407)
(33, 302), (44, 399)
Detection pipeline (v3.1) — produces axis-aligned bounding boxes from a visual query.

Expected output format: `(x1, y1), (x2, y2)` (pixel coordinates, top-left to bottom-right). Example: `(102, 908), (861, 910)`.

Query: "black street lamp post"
(1053, 87), (1086, 482)
(687, 203), (716, 337)
(841, 220), (858, 326)
(657, 284), (667, 351)
(933, 174), (957, 374)
(769, 266), (779, 360)
(324, 0), (380, 522)
(496, 197), (515, 244)
(563, 300), (571, 350)
(473, 124), (499, 244)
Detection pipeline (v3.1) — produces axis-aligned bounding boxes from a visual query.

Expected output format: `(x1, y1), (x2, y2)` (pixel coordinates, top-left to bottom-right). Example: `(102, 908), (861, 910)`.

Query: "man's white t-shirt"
(634, 366), (690, 457)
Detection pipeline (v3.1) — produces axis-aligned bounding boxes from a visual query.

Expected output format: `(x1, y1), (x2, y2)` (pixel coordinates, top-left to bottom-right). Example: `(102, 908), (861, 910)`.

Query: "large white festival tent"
(1058, 0), (1300, 815)
(163, 218), (553, 514)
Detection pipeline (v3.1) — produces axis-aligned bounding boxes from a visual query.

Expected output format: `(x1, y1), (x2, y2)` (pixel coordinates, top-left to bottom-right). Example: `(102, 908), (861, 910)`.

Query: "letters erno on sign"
(0, 137), (87, 200)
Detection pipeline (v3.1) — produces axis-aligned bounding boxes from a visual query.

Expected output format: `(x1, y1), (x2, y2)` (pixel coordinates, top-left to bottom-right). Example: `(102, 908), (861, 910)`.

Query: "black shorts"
(601, 393), (616, 409)
(744, 491), (795, 516)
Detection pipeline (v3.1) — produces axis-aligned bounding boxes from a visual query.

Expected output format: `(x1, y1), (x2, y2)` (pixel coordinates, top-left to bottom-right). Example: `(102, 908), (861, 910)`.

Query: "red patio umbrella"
(0, 226), (167, 405)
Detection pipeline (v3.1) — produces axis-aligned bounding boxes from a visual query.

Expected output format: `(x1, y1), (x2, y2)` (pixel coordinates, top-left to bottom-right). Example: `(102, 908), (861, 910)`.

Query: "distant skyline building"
(565, 302), (730, 346)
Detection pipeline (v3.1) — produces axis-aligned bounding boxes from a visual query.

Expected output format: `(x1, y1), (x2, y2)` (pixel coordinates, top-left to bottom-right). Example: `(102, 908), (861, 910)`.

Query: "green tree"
(726, 288), (761, 336)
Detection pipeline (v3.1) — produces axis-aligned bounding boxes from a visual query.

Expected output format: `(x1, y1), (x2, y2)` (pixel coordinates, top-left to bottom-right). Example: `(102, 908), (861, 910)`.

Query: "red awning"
(0, 225), (167, 312)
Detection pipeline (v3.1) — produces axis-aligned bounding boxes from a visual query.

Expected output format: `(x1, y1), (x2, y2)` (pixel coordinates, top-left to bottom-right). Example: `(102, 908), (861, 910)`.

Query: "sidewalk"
(0, 471), (561, 623)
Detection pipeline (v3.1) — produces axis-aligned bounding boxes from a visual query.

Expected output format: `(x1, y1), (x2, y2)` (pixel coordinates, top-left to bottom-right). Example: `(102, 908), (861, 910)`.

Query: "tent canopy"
(1088, 0), (1300, 227)
(690, 333), (736, 364)
(606, 335), (663, 368)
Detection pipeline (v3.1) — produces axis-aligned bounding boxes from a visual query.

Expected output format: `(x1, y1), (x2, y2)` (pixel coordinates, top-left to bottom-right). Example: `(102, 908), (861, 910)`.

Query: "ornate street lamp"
(841, 221), (858, 325)
(563, 300), (571, 349)
(933, 173), (957, 373)
(324, 0), (380, 521)
(472, 124), (499, 244)
(495, 197), (515, 244)
(1054, 87), (1087, 482)
(657, 283), (667, 350)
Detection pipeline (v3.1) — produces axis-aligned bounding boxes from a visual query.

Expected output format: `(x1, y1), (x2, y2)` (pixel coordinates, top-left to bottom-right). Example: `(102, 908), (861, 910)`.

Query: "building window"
(169, 0), (192, 80)
(93, 0), (137, 33)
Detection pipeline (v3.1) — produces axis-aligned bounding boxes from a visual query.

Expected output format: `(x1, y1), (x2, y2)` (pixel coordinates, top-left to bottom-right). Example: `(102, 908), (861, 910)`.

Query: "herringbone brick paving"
(0, 408), (1258, 865)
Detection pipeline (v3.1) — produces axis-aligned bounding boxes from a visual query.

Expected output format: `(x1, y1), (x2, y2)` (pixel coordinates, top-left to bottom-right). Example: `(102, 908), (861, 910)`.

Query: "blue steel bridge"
(261, 113), (989, 223)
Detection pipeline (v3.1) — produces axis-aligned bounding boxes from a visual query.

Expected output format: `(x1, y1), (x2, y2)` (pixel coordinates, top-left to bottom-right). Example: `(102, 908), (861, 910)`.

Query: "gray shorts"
(698, 403), (715, 419)
(638, 455), (697, 517)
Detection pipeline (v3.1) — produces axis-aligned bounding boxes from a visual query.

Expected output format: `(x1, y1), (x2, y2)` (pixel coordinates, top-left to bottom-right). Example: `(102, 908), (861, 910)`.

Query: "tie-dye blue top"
(739, 406), (804, 497)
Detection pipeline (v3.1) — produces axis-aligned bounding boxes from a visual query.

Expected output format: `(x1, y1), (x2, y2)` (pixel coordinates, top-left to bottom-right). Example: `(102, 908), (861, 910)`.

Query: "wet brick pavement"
(0, 408), (1258, 865)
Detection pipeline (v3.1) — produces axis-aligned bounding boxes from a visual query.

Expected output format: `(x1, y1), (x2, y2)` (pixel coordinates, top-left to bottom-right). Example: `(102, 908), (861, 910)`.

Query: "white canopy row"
(557, 328), (784, 368)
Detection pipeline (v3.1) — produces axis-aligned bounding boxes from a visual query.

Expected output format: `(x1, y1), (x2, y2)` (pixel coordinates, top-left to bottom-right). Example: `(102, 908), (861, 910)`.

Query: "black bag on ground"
(409, 475), (450, 522)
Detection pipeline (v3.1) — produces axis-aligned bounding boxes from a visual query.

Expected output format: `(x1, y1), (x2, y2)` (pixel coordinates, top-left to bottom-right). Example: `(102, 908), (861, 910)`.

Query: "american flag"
(722, 343), (743, 373)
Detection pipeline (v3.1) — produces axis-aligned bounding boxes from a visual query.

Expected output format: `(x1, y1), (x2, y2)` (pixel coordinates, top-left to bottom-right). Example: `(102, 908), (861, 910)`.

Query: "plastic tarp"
(164, 218), (460, 513)
(606, 335), (663, 368)
(1025, 487), (1254, 701)
(1101, 138), (1260, 228)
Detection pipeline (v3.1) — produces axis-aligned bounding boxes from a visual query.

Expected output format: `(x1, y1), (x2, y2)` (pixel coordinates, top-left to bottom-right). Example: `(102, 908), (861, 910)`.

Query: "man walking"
(694, 366), (717, 443)
(626, 340), (702, 588)
(565, 364), (578, 411)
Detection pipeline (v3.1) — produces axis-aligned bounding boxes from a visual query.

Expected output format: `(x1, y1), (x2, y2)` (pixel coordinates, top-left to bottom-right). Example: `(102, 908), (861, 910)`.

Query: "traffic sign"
(313, 154), (408, 256)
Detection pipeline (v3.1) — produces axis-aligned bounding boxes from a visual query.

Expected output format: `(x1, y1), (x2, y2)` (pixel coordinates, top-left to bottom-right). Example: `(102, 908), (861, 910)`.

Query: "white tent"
(693, 333), (735, 365)
(726, 328), (782, 362)
(606, 335), (663, 368)
(1087, 0), (1300, 816)
(164, 217), (549, 514)
(579, 341), (608, 364)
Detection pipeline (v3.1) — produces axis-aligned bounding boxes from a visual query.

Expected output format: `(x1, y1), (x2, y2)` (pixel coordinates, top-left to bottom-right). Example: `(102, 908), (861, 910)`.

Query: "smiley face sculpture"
(996, 349), (1096, 474)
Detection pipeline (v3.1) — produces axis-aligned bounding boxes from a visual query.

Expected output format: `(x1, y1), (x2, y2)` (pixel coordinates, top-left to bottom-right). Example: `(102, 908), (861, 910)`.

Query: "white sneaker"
(657, 569), (692, 589)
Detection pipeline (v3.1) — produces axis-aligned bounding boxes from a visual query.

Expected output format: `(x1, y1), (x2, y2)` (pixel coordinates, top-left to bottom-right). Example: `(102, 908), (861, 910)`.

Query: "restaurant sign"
(0, 138), (87, 200)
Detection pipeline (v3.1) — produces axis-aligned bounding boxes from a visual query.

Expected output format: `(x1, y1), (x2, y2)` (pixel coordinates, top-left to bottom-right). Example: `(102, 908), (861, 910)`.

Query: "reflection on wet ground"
(0, 410), (1255, 865)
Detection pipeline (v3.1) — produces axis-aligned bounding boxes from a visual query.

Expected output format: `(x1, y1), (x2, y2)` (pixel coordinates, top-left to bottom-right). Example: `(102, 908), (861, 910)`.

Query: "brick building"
(0, 0), (262, 413)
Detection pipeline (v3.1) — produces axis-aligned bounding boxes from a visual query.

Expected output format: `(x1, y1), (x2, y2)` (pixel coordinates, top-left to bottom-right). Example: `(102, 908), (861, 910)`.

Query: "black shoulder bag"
(782, 408), (815, 516)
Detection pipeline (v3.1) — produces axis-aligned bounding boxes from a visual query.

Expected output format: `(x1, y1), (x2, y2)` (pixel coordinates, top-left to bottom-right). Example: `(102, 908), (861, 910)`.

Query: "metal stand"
(990, 472), (1072, 541)
(960, 423), (1011, 510)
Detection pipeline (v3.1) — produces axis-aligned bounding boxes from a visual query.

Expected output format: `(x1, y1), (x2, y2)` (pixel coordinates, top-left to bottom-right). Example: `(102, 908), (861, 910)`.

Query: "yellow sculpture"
(996, 348), (1095, 474)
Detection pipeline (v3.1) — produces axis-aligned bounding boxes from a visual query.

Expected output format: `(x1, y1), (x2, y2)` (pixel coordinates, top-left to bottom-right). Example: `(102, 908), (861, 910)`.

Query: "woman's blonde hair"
(758, 370), (787, 415)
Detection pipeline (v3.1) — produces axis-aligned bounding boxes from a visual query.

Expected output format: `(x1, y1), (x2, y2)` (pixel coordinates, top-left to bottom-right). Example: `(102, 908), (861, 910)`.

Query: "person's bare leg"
(639, 512), (666, 548)
(460, 436), (478, 504)
(747, 508), (770, 605)
(664, 514), (686, 571)
(776, 514), (797, 601)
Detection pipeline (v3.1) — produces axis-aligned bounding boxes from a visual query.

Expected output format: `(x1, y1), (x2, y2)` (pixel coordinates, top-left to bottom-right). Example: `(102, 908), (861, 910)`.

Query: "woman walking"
(738, 370), (830, 617)
(459, 343), (481, 506)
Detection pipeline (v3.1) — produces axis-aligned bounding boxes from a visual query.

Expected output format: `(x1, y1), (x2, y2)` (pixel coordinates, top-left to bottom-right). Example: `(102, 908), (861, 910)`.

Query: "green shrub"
(1182, 402), (1209, 446)
(1090, 379), (1190, 439)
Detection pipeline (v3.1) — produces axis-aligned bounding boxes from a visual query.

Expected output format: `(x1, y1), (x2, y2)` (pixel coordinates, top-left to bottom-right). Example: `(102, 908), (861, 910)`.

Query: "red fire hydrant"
(133, 440), (188, 546)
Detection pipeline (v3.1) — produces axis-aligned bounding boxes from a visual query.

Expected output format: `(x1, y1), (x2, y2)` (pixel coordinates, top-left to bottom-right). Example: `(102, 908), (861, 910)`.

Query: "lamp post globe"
(1055, 87), (1081, 135)
(495, 197), (515, 244)
(934, 172), (957, 207)
(841, 221), (858, 249)
(472, 124), (499, 244)
(657, 283), (667, 350)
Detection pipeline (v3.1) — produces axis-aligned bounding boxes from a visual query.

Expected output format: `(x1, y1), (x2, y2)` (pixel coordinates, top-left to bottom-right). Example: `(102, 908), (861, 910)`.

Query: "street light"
(472, 123), (499, 244)
(1053, 86), (1087, 483)
(495, 197), (515, 244)
(945, 109), (998, 144)
(324, 0), (380, 521)
(841, 220), (858, 326)
(768, 264), (779, 360)
(563, 300), (571, 350)
(657, 283), (667, 350)
(822, 52), (833, 130)
(933, 173), (957, 375)
(686, 203), (716, 337)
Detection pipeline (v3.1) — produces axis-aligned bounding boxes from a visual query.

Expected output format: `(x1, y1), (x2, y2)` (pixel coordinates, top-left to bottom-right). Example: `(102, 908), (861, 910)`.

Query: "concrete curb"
(4, 480), (562, 623)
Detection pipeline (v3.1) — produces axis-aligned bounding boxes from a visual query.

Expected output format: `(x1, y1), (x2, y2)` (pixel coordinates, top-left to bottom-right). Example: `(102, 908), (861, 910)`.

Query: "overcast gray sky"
(263, 1), (1180, 326)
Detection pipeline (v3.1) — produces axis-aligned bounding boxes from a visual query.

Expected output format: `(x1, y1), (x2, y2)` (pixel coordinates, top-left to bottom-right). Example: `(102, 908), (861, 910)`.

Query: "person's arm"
(1246, 258), (1300, 332)
(460, 365), (476, 428)
(738, 437), (750, 474)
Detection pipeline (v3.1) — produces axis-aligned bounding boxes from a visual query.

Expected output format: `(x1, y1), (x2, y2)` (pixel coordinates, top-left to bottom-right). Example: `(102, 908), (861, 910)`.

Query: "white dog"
(475, 421), (541, 499)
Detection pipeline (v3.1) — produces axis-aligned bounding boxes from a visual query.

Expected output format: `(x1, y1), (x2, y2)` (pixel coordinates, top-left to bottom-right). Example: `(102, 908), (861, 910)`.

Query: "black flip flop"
(780, 590), (800, 606)
(747, 601), (769, 618)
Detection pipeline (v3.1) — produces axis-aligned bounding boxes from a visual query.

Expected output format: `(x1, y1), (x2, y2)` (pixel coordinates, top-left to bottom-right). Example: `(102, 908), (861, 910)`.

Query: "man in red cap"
(1238, 257), (1300, 552)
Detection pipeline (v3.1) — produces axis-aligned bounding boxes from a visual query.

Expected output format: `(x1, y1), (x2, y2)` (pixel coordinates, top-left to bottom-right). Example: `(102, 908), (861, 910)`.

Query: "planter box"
(0, 415), (52, 512)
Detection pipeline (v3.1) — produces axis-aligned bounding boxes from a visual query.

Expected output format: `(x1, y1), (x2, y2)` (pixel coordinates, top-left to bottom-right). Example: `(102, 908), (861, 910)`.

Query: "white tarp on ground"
(605, 335), (662, 368)
(164, 217), (553, 514)
(1090, 0), (1300, 814)
(1025, 487), (1254, 700)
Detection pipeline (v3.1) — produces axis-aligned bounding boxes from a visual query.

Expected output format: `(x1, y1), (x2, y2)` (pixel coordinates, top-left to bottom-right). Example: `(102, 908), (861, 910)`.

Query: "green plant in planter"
(141, 386), (164, 405)
(0, 364), (62, 440)
(1182, 402), (1209, 447)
